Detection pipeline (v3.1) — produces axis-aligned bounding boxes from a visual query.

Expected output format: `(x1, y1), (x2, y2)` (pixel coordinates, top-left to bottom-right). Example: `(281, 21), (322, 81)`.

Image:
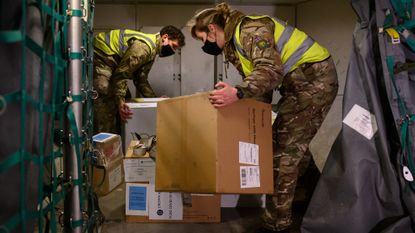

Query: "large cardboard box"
(92, 155), (124, 196)
(155, 92), (273, 194)
(125, 183), (220, 223)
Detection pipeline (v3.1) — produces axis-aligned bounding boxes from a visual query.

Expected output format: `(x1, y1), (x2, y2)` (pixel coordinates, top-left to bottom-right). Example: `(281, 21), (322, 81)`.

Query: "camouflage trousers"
(263, 57), (338, 231)
(93, 50), (121, 134)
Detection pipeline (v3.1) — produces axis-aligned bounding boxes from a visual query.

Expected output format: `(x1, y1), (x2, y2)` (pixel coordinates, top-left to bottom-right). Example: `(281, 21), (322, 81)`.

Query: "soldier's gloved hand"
(209, 81), (238, 108)
(118, 100), (133, 122)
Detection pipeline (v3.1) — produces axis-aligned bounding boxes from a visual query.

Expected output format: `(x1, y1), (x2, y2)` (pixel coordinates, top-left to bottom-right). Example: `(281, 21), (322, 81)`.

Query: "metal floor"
(98, 185), (305, 233)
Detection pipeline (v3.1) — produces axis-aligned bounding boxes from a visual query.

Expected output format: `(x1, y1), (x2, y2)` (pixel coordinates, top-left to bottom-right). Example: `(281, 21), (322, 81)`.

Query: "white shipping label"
(123, 159), (155, 182)
(125, 183), (149, 216)
(343, 104), (378, 140)
(240, 166), (261, 188)
(239, 142), (259, 165)
(108, 164), (122, 191)
(148, 183), (183, 220)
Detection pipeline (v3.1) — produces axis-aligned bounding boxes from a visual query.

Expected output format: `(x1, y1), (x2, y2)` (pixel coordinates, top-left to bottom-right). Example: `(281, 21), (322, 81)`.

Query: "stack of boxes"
(92, 133), (124, 196)
(92, 92), (274, 223)
(124, 140), (221, 223)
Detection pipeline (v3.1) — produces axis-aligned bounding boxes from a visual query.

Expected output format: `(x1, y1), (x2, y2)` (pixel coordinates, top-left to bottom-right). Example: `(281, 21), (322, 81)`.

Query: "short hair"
(160, 25), (185, 47)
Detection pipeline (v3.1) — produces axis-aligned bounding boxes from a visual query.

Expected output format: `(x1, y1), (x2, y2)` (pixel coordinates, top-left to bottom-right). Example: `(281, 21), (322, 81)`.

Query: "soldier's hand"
(209, 81), (238, 108)
(118, 101), (133, 122)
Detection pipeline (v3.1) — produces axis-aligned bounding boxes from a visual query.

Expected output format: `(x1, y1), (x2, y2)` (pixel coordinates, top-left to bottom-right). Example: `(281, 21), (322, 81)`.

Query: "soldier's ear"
(161, 34), (169, 41)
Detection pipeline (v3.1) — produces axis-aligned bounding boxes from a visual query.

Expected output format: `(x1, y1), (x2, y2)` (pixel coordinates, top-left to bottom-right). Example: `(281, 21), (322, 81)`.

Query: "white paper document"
(108, 164), (122, 191)
(240, 166), (261, 188)
(343, 104), (378, 140)
(123, 158), (155, 182)
(239, 141), (259, 165)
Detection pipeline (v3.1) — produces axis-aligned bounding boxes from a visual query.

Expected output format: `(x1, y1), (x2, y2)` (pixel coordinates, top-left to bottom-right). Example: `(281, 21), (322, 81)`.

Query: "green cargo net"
(0, 0), (99, 232)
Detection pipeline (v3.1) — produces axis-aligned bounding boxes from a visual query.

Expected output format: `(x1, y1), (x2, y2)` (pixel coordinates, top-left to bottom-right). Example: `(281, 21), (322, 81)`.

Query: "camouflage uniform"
(223, 13), (339, 231)
(93, 35), (158, 134)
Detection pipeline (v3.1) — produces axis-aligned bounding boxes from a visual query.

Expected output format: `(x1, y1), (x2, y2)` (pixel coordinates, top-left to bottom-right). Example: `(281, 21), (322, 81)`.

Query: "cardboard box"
(155, 92), (273, 194)
(124, 140), (156, 183)
(125, 183), (221, 223)
(92, 155), (124, 196)
(93, 133), (123, 163)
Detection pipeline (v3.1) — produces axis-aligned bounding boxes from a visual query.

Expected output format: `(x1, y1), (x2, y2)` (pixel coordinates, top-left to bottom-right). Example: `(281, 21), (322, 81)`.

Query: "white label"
(343, 104), (378, 140)
(240, 166), (261, 188)
(108, 164), (122, 191)
(127, 102), (158, 108)
(148, 183), (183, 220)
(239, 142), (259, 165)
(123, 158), (155, 182)
(126, 183), (149, 216)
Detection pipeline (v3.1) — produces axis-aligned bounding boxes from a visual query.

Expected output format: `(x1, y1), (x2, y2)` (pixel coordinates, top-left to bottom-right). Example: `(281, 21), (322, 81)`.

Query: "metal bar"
(65, 0), (83, 232)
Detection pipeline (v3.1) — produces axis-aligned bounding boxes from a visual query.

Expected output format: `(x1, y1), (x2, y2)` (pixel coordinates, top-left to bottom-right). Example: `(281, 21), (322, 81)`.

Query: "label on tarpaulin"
(343, 104), (378, 140)
(240, 166), (260, 188)
(239, 141), (259, 165)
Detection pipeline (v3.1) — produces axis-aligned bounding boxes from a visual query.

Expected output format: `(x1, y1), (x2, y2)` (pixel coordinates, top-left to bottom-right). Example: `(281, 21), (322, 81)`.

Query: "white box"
(125, 182), (183, 220)
(123, 158), (156, 182)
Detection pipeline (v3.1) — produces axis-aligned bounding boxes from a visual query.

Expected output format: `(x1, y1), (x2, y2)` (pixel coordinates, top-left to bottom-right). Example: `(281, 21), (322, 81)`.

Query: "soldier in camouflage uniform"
(93, 26), (185, 134)
(190, 3), (338, 233)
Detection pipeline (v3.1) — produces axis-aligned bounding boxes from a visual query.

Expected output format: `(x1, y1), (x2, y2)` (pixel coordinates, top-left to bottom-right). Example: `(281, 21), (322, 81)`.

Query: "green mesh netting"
(0, 0), (99, 232)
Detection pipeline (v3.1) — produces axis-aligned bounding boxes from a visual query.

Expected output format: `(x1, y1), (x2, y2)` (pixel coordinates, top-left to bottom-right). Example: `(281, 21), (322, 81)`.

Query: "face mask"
(159, 44), (175, 57)
(202, 40), (223, 56)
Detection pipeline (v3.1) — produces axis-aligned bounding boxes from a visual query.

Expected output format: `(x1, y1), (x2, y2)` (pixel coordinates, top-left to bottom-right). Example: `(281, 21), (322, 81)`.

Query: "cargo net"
(0, 0), (101, 232)
(382, 0), (415, 191)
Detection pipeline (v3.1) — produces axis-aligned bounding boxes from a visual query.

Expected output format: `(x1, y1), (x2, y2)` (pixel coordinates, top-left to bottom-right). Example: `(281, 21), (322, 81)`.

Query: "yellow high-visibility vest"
(234, 16), (330, 77)
(94, 29), (157, 56)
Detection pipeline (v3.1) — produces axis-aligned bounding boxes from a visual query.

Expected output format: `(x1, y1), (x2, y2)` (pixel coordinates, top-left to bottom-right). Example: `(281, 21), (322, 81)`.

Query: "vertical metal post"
(64, 0), (83, 232)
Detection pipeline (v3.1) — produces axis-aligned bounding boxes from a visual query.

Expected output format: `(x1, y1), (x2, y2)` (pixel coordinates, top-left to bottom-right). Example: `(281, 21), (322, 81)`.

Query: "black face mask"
(159, 44), (175, 57)
(202, 40), (223, 56)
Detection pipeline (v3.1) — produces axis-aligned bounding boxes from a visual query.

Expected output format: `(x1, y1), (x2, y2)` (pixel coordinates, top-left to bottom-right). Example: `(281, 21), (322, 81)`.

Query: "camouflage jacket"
(99, 36), (159, 102)
(223, 12), (285, 101)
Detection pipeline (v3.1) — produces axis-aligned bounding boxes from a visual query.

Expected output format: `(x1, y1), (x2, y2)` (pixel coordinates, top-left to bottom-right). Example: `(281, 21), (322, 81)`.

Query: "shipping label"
(239, 141), (259, 165)
(240, 166), (261, 188)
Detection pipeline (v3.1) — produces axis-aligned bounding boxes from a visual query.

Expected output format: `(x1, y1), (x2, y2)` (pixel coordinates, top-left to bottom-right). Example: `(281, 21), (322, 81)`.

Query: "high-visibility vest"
(234, 16), (330, 77)
(94, 29), (157, 56)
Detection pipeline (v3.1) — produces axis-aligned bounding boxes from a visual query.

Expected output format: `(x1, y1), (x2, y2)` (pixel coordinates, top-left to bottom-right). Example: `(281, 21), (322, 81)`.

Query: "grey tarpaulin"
(301, 0), (415, 232)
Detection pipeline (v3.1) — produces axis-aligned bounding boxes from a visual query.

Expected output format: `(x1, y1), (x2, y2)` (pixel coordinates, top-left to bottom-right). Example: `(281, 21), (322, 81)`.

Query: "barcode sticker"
(239, 141), (259, 165)
(240, 166), (260, 188)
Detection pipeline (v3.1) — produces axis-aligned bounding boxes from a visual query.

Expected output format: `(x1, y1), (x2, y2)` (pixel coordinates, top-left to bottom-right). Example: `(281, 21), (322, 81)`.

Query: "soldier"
(190, 3), (338, 233)
(93, 26), (185, 134)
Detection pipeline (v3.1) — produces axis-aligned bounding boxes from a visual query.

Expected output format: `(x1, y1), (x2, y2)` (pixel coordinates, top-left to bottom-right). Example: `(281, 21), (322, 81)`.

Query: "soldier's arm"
(134, 62), (157, 98)
(112, 40), (152, 103)
(235, 18), (284, 98)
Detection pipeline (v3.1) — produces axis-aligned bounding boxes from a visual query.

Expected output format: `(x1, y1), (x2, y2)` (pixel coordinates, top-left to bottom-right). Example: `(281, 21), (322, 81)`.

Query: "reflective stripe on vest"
(233, 16), (330, 77)
(95, 29), (156, 56)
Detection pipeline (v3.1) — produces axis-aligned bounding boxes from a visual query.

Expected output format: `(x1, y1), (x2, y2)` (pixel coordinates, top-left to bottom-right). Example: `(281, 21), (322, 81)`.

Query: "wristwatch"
(235, 87), (244, 99)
